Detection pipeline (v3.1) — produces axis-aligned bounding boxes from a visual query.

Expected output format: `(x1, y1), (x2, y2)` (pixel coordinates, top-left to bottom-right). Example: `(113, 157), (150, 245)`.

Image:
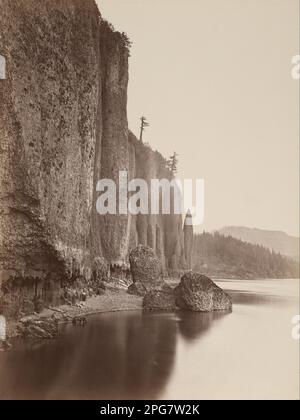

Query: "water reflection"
(177, 310), (231, 342)
(0, 279), (298, 400)
(0, 308), (231, 400)
(229, 290), (281, 305)
(224, 286), (297, 307)
(0, 312), (178, 400)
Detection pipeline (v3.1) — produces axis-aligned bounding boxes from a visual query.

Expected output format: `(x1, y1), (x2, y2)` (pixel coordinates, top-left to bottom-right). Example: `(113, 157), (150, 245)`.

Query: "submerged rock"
(143, 285), (176, 311)
(72, 316), (87, 326)
(174, 272), (232, 312)
(129, 245), (163, 292)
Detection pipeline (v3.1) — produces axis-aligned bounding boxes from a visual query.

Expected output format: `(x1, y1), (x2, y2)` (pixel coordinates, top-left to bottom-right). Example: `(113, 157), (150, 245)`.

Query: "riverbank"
(7, 289), (144, 340)
(6, 277), (186, 339)
(5, 275), (286, 339)
(7, 277), (186, 340)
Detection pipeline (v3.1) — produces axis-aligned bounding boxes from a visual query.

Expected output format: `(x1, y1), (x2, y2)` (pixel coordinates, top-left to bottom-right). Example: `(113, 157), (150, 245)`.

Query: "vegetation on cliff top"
(100, 19), (132, 55)
(167, 152), (179, 174)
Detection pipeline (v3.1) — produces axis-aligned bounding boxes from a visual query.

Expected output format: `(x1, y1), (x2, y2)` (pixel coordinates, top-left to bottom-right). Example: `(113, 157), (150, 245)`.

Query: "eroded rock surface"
(143, 285), (176, 311)
(127, 282), (146, 297)
(129, 245), (163, 293)
(19, 317), (59, 340)
(174, 272), (232, 312)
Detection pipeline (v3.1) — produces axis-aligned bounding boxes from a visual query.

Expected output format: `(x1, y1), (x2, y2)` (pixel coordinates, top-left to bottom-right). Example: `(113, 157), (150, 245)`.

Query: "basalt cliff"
(0, 0), (192, 318)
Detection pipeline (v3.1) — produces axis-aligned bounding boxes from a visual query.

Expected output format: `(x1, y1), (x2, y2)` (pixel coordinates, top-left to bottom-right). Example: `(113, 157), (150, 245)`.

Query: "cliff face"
(128, 133), (187, 270)
(0, 0), (189, 318)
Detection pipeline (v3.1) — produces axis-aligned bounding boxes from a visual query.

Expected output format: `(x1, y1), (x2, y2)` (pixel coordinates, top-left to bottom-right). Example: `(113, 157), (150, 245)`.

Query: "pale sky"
(97, 0), (299, 236)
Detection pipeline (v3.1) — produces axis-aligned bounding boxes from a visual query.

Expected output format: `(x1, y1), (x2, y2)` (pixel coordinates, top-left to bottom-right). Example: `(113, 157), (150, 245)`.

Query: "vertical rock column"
(184, 210), (194, 270)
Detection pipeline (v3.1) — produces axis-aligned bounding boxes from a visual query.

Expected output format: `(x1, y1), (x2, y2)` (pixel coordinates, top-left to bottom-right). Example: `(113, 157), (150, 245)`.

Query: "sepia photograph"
(0, 0), (299, 403)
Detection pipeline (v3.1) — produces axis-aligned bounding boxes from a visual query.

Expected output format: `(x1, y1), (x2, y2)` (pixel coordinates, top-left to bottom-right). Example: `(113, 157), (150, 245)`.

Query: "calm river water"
(0, 279), (299, 400)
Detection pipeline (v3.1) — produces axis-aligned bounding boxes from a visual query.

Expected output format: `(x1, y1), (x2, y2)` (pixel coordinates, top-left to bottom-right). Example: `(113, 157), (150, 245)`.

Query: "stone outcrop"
(143, 272), (231, 312)
(174, 272), (232, 312)
(127, 282), (146, 297)
(0, 0), (191, 319)
(19, 317), (59, 340)
(128, 245), (162, 294)
(143, 285), (176, 311)
(129, 135), (187, 271)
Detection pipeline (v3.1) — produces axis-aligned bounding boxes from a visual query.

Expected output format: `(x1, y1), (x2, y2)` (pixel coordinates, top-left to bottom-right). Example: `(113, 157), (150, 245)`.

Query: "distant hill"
(193, 232), (299, 279)
(218, 226), (299, 261)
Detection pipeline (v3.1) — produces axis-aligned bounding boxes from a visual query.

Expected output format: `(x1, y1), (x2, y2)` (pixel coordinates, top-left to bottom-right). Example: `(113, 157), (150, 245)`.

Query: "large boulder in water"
(143, 285), (176, 311)
(129, 245), (162, 293)
(174, 272), (232, 312)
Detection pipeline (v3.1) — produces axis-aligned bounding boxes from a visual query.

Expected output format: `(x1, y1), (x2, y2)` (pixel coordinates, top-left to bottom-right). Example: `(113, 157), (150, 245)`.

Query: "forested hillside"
(219, 226), (299, 261)
(193, 232), (299, 279)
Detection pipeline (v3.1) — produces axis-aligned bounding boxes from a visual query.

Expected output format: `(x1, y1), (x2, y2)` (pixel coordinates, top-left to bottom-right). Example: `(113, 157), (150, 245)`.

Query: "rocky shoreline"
(7, 278), (232, 341)
(6, 245), (232, 341)
(8, 288), (144, 340)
